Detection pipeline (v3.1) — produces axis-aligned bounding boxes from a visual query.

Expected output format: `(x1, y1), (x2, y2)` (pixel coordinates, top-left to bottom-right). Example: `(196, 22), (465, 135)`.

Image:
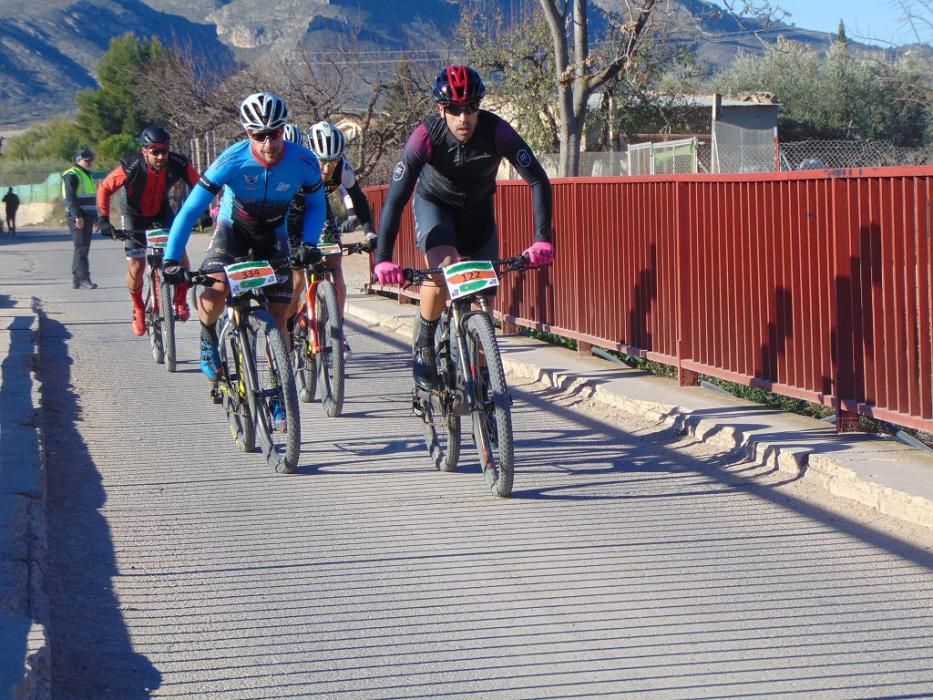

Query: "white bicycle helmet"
(282, 123), (303, 144)
(239, 92), (288, 131)
(307, 121), (345, 161)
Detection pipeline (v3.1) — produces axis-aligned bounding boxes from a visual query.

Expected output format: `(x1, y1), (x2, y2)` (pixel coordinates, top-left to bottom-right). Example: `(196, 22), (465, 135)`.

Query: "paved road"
(6, 228), (933, 699)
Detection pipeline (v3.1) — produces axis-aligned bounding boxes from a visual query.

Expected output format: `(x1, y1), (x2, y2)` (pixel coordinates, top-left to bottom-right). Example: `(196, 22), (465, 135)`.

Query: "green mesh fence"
(7, 170), (107, 204)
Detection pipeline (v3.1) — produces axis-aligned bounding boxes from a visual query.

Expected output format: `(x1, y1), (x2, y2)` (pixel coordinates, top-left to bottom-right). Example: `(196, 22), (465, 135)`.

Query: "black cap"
(76, 149), (94, 161)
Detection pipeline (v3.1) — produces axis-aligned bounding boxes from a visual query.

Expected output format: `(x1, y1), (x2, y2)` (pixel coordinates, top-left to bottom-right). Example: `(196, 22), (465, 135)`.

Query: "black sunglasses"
(147, 148), (169, 156)
(445, 100), (480, 116)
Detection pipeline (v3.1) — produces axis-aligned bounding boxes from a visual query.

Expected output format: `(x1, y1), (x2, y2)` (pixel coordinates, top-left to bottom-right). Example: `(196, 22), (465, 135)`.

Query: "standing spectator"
(2, 187), (20, 235)
(62, 149), (99, 289)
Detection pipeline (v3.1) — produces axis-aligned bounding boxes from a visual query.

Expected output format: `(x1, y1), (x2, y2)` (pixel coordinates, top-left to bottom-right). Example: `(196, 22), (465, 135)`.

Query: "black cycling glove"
(294, 244), (323, 267)
(98, 216), (115, 239)
(162, 260), (185, 285)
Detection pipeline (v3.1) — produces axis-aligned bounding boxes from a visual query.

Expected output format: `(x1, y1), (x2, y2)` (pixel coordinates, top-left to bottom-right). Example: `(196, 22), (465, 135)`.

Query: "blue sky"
(767, 0), (931, 46)
(777, 0), (933, 45)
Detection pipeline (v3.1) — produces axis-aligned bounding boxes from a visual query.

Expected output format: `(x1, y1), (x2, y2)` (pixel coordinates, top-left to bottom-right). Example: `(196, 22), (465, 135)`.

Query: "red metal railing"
(365, 166), (933, 432)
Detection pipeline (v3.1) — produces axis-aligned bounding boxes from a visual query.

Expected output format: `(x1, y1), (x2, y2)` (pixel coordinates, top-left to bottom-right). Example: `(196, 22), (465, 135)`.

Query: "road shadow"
(508, 380), (933, 570)
(38, 314), (161, 698)
(0, 308), (44, 695)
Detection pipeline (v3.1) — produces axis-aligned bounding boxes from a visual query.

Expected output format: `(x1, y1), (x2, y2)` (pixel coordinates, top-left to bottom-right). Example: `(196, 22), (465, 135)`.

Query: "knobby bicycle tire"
(147, 268), (164, 365)
(416, 313), (461, 472)
(247, 310), (301, 473)
(219, 324), (255, 453)
(315, 280), (345, 417)
(464, 312), (514, 497)
(159, 273), (176, 373)
(292, 314), (317, 403)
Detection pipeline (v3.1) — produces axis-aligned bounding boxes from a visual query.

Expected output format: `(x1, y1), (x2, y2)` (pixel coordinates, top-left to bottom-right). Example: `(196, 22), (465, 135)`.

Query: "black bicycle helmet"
(140, 125), (171, 148)
(432, 65), (486, 105)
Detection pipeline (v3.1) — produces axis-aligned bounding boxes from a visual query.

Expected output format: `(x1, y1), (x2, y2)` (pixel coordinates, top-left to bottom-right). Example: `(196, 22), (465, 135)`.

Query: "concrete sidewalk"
(0, 297), (49, 699)
(346, 290), (933, 533)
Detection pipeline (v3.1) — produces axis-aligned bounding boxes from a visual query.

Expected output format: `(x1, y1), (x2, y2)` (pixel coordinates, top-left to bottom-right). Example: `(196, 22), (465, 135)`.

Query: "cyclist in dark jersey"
(162, 93), (327, 385)
(373, 64), (555, 390)
(97, 126), (202, 335)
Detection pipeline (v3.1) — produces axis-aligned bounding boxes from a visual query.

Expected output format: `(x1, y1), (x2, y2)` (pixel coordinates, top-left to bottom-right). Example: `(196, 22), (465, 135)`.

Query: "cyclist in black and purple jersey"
(373, 64), (555, 391)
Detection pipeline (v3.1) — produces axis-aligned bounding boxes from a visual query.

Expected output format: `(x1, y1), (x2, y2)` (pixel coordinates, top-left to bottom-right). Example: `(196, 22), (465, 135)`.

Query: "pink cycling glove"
(374, 261), (404, 285)
(523, 241), (555, 267)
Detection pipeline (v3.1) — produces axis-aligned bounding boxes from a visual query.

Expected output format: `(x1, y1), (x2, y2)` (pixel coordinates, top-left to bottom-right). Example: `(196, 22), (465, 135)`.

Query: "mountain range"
(0, 0), (925, 130)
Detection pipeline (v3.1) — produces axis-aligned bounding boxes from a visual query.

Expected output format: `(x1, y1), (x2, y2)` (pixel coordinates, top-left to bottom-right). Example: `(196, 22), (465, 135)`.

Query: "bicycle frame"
(410, 258), (524, 400)
(190, 256), (300, 472)
(296, 242), (367, 357)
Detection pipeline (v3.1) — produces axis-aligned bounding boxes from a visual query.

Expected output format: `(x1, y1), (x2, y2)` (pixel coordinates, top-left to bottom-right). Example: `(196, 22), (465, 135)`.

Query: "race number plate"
(224, 260), (278, 296)
(443, 260), (499, 300)
(318, 243), (342, 256)
(146, 229), (169, 248)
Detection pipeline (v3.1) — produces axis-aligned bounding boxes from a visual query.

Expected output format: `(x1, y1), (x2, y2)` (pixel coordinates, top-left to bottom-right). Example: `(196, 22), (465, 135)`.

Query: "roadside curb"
(1, 298), (51, 700)
(347, 293), (933, 532)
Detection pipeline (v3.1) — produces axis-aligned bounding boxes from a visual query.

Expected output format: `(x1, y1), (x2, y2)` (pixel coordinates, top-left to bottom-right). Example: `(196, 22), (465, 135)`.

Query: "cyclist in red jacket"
(97, 126), (204, 336)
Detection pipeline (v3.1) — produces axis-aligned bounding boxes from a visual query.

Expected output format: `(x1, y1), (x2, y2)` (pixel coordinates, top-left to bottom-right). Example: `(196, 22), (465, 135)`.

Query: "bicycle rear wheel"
(464, 312), (514, 497)
(147, 268), (164, 365)
(247, 310), (301, 473)
(158, 273), (176, 373)
(218, 325), (255, 453)
(315, 280), (345, 417)
(415, 314), (461, 472)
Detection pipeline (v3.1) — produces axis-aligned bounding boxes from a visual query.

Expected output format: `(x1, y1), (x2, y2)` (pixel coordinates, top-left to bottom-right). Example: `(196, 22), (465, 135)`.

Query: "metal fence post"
(676, 178), (698, 386)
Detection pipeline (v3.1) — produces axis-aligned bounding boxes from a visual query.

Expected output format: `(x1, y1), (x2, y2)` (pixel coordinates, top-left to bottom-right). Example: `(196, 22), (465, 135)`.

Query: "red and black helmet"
(432, 65), (486, 106)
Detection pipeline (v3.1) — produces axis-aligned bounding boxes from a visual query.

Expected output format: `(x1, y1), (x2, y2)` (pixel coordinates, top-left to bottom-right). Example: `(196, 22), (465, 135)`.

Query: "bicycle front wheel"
(248, 311), (301, 473)
(464, 312), (514, 497)
(315, 280), (345, 417)
(292, 313), (317, 403)
(158, 274), (176, 373)
(218, 326), (255, 453)
(147, 268), (164, 365)
(415, 314), (460, 472)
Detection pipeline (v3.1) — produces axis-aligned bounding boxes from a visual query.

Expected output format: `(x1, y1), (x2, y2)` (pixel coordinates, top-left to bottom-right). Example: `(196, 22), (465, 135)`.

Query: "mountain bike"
(291, 240), (368, 417)
(404, 256), (533, 498)
(184, 256), (301, 474)
(114, 228), (176, 372)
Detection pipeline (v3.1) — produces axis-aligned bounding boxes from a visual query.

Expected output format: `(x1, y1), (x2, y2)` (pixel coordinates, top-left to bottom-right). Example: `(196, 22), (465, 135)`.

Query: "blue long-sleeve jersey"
(166, 140), (326, 262)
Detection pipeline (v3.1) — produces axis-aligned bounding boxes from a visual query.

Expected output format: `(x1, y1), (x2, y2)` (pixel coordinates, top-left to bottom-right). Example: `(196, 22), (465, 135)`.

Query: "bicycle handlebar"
(182, 255), (293, 288)
(402, 255), (531, 286)
(111, 228), (150, 244)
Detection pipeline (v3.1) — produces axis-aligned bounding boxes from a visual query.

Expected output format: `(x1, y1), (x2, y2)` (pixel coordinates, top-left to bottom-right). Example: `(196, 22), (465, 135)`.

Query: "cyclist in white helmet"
(163, 92), (327, 400)
(282, 123), (304, 146)
(286, 120), (376, 360)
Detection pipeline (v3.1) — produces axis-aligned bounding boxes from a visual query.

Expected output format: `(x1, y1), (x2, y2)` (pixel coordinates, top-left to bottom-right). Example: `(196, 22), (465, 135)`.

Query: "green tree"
(461, 3), (560, 154)
(714, 38), (931, 146)
(96, 134), (140, 163)
(75, 33), (166, 144)
(5, 118), (85, 161)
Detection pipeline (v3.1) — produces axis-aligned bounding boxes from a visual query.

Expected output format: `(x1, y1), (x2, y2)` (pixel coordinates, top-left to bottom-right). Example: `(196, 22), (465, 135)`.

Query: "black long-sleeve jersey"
(375, 110), (552, 263)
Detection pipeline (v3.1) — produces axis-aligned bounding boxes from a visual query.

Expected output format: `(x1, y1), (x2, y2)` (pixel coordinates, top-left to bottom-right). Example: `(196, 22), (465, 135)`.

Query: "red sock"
(173, 282), (190, 307)
(130, 287), (143, 308)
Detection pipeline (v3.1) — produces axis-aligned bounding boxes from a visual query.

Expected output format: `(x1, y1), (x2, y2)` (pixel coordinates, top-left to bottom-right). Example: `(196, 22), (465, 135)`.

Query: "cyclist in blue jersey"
(373, 65), (555, 390)
(162, 92), (327, 386)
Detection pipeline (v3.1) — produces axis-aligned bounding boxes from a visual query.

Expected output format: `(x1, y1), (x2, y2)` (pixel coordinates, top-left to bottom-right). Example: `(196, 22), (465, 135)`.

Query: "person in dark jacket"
(2, 187), (20, 234)
(62, 149), (98, 289)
